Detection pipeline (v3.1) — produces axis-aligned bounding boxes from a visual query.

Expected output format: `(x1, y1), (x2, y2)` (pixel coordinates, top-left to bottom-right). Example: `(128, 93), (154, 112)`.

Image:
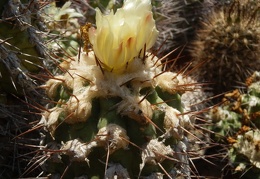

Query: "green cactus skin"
(190, 0), (260, 94)
(39, 42), (197, 178)
(208, 71), (260, 178)
(208, 104), (242, 141)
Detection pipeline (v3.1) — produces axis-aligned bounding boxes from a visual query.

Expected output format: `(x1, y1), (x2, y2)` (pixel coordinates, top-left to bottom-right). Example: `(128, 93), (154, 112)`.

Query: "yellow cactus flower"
(88, 0), (158, 73)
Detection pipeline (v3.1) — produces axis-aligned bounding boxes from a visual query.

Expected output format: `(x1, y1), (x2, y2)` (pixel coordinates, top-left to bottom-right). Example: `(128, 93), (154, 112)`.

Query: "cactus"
(190, 0), (260, 94)
(208, 71), (260, 177)
(39, 0), (200, 178)
(209, 71), (260, 137)
(0, 0), (47, 94)
(0, 0), (48, 178)
(208, 89), (242, 141)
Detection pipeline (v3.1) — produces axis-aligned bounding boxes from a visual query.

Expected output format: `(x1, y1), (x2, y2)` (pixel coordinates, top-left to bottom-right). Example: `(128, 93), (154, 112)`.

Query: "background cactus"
(208, 71), (260, 178)
(38, 0), (203, 178)
(0, 0), (48, 178)
(0, 0), (47, 94)
(229, 129), (260, 178)
(190, 0), (260, 94)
